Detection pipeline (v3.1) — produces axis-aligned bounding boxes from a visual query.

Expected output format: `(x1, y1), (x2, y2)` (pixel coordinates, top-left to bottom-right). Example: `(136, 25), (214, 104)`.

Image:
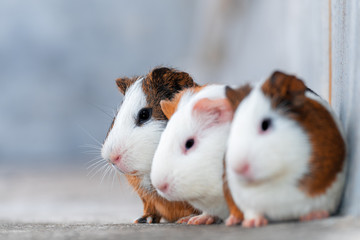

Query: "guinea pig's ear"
(226, 85), (252, 111)
(262, 71), (307, 108)
(160, 99), (177, 120)
(150, 67), (196, 94)
(116, 77), (137, 95)
(192, 98), (233, 128)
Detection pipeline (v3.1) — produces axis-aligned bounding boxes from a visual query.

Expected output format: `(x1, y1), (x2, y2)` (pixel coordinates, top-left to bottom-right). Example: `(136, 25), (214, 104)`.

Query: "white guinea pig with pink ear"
(225, 71), (346, 228)
(151, 85), (235, 225)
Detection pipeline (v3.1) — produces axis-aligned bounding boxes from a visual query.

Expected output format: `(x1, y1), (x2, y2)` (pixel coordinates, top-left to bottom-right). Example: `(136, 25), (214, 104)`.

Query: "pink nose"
(110, 154), (121, 164)
(157, 182), (169, 193)
(235, 162), (250, 175)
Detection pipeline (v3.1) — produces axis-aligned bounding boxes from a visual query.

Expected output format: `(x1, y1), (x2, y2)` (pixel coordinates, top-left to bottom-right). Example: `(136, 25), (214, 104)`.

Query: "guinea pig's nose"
(109, 154), (122, 164)
(234, 162), (250, 175)
(157, 182), (169, 193)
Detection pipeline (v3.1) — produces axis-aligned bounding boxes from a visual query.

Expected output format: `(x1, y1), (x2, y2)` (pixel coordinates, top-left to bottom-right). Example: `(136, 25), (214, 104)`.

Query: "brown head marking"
(225, 84), (252, 111)
(262, 71), (346, 197)
(142, 67), (197, 120)
(261, 71), (307, 110)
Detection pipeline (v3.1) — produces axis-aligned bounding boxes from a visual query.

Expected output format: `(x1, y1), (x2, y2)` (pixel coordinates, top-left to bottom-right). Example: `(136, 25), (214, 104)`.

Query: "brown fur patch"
(223, 159), (244, 221)
(142, 67), (198, 120)
(261, 71), (346, 197)
(225, 85), (252, 111)
(126, 175), (200, 222)
(160, 85), (206, 120)
(261, 71), (307, 109)
(116, 76), (138, 95)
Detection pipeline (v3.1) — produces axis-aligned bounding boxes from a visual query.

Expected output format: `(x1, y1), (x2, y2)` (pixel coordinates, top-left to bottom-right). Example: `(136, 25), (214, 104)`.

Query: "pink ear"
(192, 98), (233, 128)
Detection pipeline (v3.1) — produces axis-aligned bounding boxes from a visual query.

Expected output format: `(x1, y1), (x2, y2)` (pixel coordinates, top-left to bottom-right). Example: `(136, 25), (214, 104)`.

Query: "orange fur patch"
(223, 159), (244, 221)
(160, 85), (206, 119)
(126, 174), (200, 222)
(261, 71), (346, 197)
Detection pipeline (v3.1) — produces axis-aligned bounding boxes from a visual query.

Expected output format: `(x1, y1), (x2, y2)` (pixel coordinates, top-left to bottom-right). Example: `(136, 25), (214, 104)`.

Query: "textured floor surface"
(0, 167), (359, 240)
(1, 217), (360, 240)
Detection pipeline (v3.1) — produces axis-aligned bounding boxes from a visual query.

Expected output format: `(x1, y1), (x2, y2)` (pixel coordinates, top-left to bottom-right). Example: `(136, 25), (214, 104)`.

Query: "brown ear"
(225, 84), (252, 111)
(115, 77), (137, 95)
(262, 71), (307, 108)
(149, 67), (197, 98)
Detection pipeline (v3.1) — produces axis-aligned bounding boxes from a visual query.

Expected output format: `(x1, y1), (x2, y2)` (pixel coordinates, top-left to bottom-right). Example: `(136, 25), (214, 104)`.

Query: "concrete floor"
(1, 167), (359, 240)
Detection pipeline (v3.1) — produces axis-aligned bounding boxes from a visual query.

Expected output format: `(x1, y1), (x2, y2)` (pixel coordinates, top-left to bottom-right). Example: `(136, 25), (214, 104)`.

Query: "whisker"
(88, 162), (108, 179)
(86, 159), (106, 170)
(116, 171), (123, 188)
(84, 158), (103, 170)
(100, 165), (112, 184)
(77, 123), (103, 146)
(86, 156), (103, 164)
(89, 102), (114, 120)
(87, 160), (106, 173)
(79, 144), (102, 149)
(82, 150), (101, 155)
(111, 166), (116, 189)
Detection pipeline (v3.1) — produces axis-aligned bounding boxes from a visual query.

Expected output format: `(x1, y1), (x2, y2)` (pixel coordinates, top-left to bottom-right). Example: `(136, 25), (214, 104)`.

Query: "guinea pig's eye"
(185, 138), (195, 150)
(136, 108), (152, 125)
(260, 118), (272, 132)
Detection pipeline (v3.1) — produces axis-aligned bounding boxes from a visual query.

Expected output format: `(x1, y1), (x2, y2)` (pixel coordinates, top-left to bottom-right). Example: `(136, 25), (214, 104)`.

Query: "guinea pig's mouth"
(112, 165), (138, 175)
(238, 168), (288, 186)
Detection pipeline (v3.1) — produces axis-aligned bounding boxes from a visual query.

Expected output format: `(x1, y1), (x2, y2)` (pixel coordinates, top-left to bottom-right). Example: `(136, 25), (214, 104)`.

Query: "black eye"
(185, 138), (195, 150)
(137, 108), (152, 125)
(261, 118), (272, 132)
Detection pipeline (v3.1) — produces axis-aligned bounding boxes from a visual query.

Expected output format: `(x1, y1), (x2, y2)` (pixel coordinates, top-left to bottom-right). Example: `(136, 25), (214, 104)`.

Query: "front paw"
(176, 214), (198, 224)
(242, 216), (268, 228)
(225, 214), (242, 226)
(187, 214), (221, 225)
(149, 215), (161, 224)
(134, 217), (148, 224)
(300, 210), (329, 222)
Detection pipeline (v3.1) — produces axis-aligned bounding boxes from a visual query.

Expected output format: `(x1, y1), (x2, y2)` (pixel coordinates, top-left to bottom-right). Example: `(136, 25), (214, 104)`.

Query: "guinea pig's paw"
(176, 214), (198, 224)
(300, 210), (329, 222)
(187, 214), (217, 225)
(134, 216), (148, 224)
(242, 216), (268, 228)
(149, 215), (161, 224)
(225, 214), (242, 226)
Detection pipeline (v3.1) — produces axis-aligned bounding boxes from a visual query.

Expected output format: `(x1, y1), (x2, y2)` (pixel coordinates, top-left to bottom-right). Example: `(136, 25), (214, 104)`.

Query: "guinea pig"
(224, 71), (346, 227)
(151, 84), (238, 225)
(101, 67), (200, 223)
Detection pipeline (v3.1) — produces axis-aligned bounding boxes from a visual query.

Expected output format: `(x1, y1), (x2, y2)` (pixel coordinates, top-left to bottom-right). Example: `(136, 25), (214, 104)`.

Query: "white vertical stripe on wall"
(332, 0), (360, 215)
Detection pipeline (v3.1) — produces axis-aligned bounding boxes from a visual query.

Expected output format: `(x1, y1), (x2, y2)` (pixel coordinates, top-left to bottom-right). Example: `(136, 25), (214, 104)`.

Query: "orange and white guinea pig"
(224, 71), (346, 227)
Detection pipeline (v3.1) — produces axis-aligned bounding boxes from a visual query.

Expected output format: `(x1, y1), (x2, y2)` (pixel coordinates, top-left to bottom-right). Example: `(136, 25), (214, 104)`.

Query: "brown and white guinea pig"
(151, 84), (242, 225)
(224, 71), (346, 228)
(101, 67), (200, 223)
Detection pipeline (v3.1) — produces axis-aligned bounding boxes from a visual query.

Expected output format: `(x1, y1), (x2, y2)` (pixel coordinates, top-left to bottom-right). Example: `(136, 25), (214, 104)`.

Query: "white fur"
(151, 85), (230, 219)
(101, 78), (166, 190)
(226, 84), (346, 221)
